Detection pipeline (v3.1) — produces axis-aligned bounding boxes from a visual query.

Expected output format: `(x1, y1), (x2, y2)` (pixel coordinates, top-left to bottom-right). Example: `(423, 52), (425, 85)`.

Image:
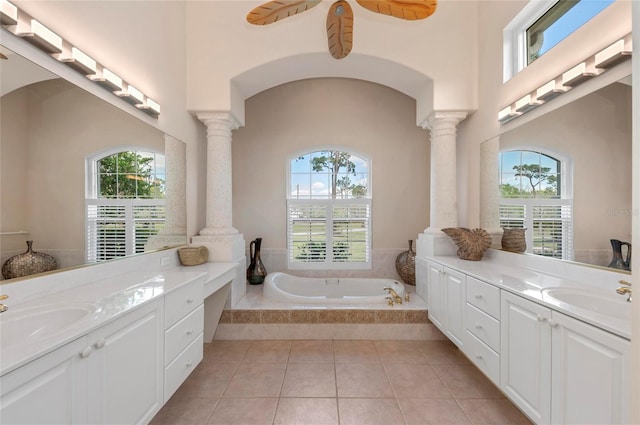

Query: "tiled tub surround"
(214, 285), (445, 340)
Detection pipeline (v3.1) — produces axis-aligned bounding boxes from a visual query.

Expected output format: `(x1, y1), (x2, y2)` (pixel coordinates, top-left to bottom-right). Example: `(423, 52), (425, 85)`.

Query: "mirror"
(0, 46), (187, 282)
(495, 76), (632, 271)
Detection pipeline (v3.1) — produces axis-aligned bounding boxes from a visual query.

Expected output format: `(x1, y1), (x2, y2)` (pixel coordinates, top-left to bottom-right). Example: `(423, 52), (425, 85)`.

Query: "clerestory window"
(86, 148), (166, 263)
(287, 150), (371, 270)
(499, 150), (573, 260)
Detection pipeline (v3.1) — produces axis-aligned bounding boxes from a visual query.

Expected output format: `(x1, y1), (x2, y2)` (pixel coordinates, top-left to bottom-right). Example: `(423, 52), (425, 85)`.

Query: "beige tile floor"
(150, 340), (533, 425)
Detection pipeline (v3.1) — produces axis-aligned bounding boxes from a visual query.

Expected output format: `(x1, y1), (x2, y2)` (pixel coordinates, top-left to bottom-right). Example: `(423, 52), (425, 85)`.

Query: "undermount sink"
(0, 304), (96, 347)
(541, 287), (631, 320)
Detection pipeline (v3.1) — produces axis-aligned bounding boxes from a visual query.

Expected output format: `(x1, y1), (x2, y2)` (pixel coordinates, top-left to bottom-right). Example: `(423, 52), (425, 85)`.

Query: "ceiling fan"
(246, 0), (437, 60)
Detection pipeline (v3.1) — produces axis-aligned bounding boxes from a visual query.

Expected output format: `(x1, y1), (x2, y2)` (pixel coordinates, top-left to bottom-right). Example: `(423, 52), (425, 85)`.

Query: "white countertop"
(0, 262), (237, 376)
(430, 255), (631, 340)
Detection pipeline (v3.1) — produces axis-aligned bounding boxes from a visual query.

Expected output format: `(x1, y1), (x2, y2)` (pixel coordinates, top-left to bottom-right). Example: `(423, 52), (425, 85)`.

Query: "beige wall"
(1, 79), (164, 270)
(500, 82), (632, 266)
(232, 78), (429, 257)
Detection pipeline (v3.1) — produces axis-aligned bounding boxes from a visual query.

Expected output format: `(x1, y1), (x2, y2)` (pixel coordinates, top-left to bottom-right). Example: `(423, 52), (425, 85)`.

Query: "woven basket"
(177, 246), (209, 266)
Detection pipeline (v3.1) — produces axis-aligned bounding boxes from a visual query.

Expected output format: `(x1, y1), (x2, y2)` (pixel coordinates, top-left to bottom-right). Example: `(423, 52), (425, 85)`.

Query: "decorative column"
(480, 137), (503, 248)
(144, 135), (187, 250)
(192, 111), (246, 318)
(416, 111), (467, 258)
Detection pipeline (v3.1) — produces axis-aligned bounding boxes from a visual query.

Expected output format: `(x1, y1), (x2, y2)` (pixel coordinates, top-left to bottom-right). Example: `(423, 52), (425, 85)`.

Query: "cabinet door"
(0, 337), (89, 425)
(426, 260), (444, 330)
(87, 299), (164, 425)
(500, 291), (551, 425)
(443, 267), (465, 348)
(551, 311), (630, 425)
(415, 257), (428, 301)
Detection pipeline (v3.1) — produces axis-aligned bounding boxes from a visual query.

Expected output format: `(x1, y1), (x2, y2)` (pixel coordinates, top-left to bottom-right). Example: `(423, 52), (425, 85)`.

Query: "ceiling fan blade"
(247, 0), (323, 25)
(356, 0), (437, 20)
(326, 0), (354, 59)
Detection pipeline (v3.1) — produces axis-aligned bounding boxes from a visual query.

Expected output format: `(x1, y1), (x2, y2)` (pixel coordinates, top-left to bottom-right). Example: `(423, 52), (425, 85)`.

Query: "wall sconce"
(595, 39), (631, 69)
(536, 79), (567, 102)
(0, 0), (17, 25)
(20, 19), (62, 54)
(117, 84), (144, 105)
(60, 47), (97, 75)
(1, 1), (160, 118)
(561, 62), (596, 87)
(498, 106), (521, 124)
(514, 94), (542, 113)
(89, 68), (123, 91)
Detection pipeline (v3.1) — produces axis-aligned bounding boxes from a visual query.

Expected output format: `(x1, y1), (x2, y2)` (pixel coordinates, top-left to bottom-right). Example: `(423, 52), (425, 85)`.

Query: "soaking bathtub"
(263, 272), (406, 304)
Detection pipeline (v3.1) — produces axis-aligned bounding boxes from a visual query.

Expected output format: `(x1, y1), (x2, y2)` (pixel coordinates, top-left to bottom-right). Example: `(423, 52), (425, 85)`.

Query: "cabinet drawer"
(466, 303), (500, 353)
(165, 279), (203, 328)
(165, 305), (204, 365)
(164, 332), (203, 402)
(466, 277), (500, 319)
(464, 331), (500, 385)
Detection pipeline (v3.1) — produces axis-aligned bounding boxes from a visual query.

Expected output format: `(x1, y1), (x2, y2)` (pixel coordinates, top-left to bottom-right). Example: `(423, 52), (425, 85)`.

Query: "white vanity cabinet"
(87, 298), (164, 425)
(426, 260), (466, 348)
(163, 275), (205, 401)
(550, 310), (630, 425)
(0, 298), (164, 425)
(500, 291), (552, 424)
(500, 291), (630, 425)
(0, 337), (89, 424)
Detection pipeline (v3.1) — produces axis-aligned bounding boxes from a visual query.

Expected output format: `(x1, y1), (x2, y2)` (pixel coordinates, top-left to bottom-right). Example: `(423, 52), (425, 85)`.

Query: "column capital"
(196, 111), (241, 133)
(419, 111), (468, 131)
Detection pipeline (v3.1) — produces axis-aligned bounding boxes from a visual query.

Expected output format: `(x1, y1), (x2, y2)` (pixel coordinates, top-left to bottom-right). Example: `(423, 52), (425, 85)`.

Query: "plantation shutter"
(332, 203), (370, 263)
(499, 204), (526, 228)
(133, 204), (166, 253)
(288, 202), (328, 263)
(532, 204), (572, 259)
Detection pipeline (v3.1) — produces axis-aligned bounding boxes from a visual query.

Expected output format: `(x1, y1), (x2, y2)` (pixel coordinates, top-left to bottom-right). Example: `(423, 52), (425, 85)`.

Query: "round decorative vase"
(395, 240), (416, 285)
(2, 240), (57, 279)
(246, 237), (267, 285)
(501, 228), (526, 253)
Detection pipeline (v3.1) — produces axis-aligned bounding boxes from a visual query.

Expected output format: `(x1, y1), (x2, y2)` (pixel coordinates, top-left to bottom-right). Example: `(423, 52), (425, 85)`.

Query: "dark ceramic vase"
(1, 240), (57, 279)
(608, 239), (631, 271)
(247, 238), (267, 285)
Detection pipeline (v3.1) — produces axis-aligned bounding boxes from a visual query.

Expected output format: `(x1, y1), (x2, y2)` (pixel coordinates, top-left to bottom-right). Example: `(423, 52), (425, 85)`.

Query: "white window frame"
(286, 148), (372, 270)
(499, 148), (574, 260)
(85, 146), (166, 263)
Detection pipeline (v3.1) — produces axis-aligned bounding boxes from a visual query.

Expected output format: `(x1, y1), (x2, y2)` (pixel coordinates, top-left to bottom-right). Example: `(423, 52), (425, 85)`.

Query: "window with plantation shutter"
(499, 150), (573, 260)
(288, 150), (370, 269)
(86, 149), (166, 263)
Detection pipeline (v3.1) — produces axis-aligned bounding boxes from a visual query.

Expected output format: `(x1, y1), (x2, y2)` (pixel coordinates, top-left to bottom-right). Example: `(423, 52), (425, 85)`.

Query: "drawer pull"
(475, 324), (483, 330)
(186, 298), (194, 304)
(186, 361), (193, 368)
(475, 352), (483, 359)
(536, 315), (547, 323)
(548, 320), (559, 328)
(186, 329), (194, 336)
(80, 347), (92, 358)
(94, 338), (106, 349)
(474, 294), (483, 299)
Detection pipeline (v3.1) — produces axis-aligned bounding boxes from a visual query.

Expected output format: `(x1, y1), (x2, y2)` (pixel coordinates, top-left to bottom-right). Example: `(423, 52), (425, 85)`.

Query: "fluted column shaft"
(197, 112), (239, 235)
(421, 111), (467, 232)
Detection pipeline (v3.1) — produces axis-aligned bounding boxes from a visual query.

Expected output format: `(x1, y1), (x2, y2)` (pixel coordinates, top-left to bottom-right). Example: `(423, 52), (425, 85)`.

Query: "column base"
(416, 231), (457, 259)
(192, 232), (246, 308)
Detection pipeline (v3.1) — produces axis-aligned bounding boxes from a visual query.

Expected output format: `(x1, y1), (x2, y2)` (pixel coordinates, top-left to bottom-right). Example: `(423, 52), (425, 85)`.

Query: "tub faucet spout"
(384, 287), (402, 304)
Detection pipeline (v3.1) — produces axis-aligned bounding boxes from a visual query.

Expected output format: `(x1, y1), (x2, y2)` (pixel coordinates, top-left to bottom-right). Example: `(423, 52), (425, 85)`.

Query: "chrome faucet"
(616, 280), (632, 302)
(383, 287), (402, 304)
(0, 295), (8, 313)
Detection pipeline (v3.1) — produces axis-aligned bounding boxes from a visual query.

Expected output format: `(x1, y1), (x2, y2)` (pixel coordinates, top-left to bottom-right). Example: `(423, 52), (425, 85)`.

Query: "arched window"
(287, 149), (370, 269)
(86, 148), (166, 263)
(499, 149), (573, 260)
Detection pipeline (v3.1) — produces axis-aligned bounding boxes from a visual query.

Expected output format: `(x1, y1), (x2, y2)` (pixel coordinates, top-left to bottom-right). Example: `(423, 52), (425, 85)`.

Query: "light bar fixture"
(89, 68), (123, 91)
(595, 39), (631, 69)
(514, 94), (542, 113)
(0, 0), (17, 25)
(562, 62), (595, 87)
(60, 47), (97, 75)
(1, 2), (161, 118)
(117, 84), (144, 105)
(20, 19), (62, 54)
